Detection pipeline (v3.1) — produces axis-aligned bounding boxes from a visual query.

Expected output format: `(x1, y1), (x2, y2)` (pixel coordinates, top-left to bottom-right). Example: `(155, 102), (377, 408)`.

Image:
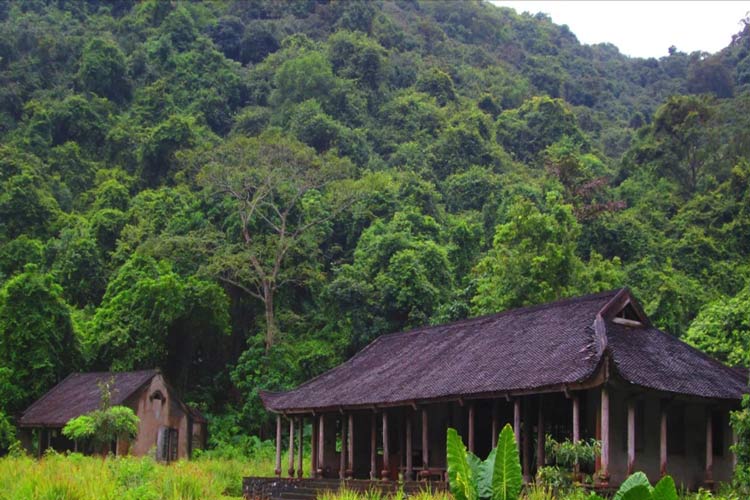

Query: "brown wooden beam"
(311, 416), (318, 478)
(317, 415), (325, 478)
(627, 400), (635, 475)
(370, 413), (377, 480)
(599, 386), (610, 485)
(660, 406), (667, 477)
(275, 415), (282, 477)
(705, 411), (714, 488)
(339, 416), (347, 480)
(406, 411), (413, 479)
(522, 399), (531, 482)
(537, 396), (544, 471)
(288, 417), (295, 477)
(422, 407), (429, 471)
(347, 413), (354, 479)
(297, 417), (303, 478)
(513, 399), (521, 450)
(468, 402), (475, 454)
(572, 395), (580, 443)
(491, 400), (499, 448)
(381, 411), (390, 481)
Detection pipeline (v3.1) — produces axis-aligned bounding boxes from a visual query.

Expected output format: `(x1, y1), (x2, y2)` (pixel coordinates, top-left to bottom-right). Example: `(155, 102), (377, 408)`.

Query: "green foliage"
(685, 285), (750, 366)
(0, 265), (79, 413)
(78, 38), (131, 104)
(731, 395), (750, 496)
(1, 0), (750, 451)
(445, 424), (522, 500)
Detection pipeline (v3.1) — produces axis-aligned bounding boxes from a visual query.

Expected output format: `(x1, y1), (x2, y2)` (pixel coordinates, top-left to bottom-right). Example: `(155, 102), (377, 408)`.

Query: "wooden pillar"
(572, 396), (580, 443)
(288, 418), (295, 477)
(406, 411), (413, 479)
(522, 399), (531, 482)
(275, 415), (282, 477)
(422, 407), (429, 472)
(370, 413), (377, 480)
(468, 402), (475, 454)
(600, 386), (610, 484)
(318, 415), (325, 477)
(37, 429), (44, 459)
(627, 400), (636, 475)
(513, 398), (521, 457)
(347, 414), (354, 479)
(537, 397), (544, 470)
(706, 411), (714, 486)
(297, 417), (304, 478)
(339, 417), (347, 480)
(660, 406), (668, 477)
(311, 416), (318, 478)
(381, 411), (390, 480)
(491, 401), (499, 448)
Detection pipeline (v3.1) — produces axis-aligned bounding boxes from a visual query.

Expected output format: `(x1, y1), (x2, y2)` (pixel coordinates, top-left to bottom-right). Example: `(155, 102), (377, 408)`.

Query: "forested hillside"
(1, 0), (750, 448)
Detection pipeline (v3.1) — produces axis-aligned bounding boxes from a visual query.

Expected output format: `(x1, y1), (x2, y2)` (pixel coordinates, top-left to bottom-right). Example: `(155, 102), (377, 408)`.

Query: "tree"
(685, 285), (750, 366)
(0, 265), (79, 413)
(78, 38), (131, 104)
(651, 95), (715, 195)
(198, 133), (356, 352)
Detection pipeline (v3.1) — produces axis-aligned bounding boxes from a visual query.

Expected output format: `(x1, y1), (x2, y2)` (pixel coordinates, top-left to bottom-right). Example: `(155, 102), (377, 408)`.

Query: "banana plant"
(446, 423), (523, 500)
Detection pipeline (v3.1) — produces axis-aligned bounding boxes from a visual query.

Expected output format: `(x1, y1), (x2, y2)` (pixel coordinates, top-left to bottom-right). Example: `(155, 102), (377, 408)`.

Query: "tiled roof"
(19, 370), (158, 427)
(262, 289), (747, 413)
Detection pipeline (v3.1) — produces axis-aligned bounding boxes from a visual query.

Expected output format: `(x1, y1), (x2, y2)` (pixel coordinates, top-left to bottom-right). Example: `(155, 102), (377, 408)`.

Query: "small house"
(18, 369), (206, 461)
(261, 288), (747, 490)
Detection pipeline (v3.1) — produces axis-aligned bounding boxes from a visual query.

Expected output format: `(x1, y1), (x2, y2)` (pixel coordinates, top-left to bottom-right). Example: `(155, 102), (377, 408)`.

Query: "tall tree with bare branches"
(198, 132), (356, 352)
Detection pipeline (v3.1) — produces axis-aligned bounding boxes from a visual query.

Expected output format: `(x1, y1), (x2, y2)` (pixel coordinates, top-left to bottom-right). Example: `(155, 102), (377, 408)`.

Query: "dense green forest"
(1, 0), (750, 450)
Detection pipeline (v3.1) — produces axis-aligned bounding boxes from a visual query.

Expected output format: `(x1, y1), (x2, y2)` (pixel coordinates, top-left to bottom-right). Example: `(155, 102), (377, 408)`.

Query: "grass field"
(0, 452), (742, 500)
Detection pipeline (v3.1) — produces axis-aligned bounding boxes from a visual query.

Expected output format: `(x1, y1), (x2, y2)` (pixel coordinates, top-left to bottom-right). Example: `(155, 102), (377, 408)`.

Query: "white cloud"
(490, 1), (749, 58)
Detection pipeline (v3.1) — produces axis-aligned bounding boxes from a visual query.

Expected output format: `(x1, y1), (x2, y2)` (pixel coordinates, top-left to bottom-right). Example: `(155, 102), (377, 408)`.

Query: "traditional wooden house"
(261, 288), (747, 490)
(18, 369), (206, 461)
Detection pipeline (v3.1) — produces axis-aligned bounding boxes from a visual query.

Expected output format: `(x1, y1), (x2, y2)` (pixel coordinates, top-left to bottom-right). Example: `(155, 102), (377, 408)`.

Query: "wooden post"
(422, 407), (429, 472)
(537, 397), (544, 471)
(347, 413), (354, 479)
(522, 399), (531, 482)
(370, 413), (377, 480)
(572, 396), (580, 443)
(706, 411), (714, 487)
(318, 415), (325, 478)
(339, 416), (347, 480)
(37, 429), (44, 458)
(298, 417), (304, 478)
(468, 402), (475, 454)
(288, 418), (295, 477)
(275, 415), (282, 477)
(406, 411), (413, 479)
(311, 416), (318, 478)
(600, 387), (610, 484)
(381, 411), (390, 480)
(492, 401), (499, 448)
(660, 407), (668, 476)
(513, 399), (521, 447)
(627, 400), (635, 475)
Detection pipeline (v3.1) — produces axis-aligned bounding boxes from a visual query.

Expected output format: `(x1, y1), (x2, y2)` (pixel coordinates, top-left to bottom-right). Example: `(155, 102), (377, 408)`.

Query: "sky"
(491, 1), (750, 58)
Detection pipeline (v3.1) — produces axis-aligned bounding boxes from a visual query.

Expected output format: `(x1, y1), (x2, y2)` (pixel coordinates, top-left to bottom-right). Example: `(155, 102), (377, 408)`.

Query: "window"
(157, 426), (179, 462)
(667, 405), (686, 455)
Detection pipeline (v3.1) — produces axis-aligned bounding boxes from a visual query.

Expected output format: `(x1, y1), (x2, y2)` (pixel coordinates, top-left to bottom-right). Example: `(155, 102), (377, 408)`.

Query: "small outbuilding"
(18, 369), (206, 461)
(261, 288), (748, 490)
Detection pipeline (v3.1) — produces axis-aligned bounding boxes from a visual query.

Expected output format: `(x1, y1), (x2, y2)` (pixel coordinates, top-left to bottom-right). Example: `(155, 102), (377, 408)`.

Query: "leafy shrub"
(446, 423), (523, 500)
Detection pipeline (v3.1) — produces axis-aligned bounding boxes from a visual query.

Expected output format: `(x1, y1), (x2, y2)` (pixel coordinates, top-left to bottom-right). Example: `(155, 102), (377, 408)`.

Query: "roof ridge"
(377, 288), (625, 341)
